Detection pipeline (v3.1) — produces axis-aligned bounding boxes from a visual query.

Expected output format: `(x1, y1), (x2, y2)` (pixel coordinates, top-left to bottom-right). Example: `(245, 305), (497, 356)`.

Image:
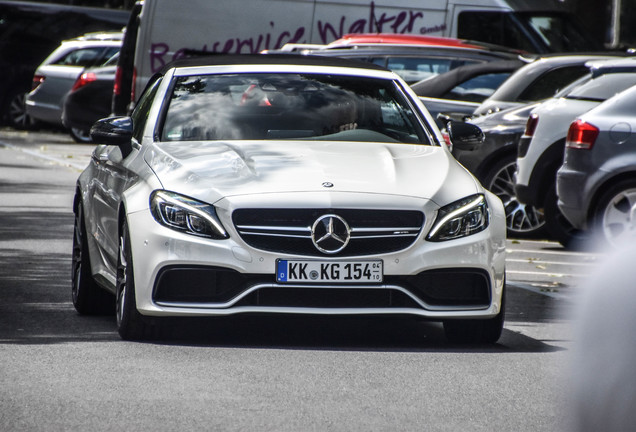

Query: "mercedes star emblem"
(311, 214), (351, 254)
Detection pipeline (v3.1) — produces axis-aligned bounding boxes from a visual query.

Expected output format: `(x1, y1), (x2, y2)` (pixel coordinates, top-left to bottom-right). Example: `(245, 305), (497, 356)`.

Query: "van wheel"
(483, 155), (545, 238)
(594, 179), (636, 248)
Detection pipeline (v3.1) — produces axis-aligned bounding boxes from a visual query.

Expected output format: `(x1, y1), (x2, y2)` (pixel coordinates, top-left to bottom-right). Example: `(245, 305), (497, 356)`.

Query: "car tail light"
(113, 65), (122, 96)
(523, 113), (539, 137)
(131, 66), (137, 102)
(31, 75), (45, 91)
(441, 130), (452, 148)
(71, 72), (97, 92)
(566, 119), (599, 150)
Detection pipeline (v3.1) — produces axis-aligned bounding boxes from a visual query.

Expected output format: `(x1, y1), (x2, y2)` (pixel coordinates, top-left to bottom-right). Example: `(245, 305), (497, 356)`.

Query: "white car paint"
(74, 58), (507, 342)
(515, 96), (598, 189)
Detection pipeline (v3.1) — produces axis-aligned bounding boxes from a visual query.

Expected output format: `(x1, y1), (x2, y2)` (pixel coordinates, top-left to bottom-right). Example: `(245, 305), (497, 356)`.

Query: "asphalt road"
(0, 129), (601, 431)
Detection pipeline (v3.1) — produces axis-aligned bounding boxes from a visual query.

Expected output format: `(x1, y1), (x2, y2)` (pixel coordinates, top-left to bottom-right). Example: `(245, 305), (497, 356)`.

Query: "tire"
(443, 286), (505, 344)
(6, 91), (34, 129)
(594, 179), (636, 248)
(543, 183), (587, 248)
(482, 156), (546, 238)
(71, 203), (114, 315)
(116, 219), (157, 340)
(69, 127), (92, 143)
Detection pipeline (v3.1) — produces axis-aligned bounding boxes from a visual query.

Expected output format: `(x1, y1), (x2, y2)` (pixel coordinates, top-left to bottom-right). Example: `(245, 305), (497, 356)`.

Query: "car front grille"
(232, 208), (424, 257)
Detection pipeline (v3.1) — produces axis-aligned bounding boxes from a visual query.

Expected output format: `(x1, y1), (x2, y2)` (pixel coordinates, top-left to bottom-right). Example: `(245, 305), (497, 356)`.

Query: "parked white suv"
(25, 31), (122, 128)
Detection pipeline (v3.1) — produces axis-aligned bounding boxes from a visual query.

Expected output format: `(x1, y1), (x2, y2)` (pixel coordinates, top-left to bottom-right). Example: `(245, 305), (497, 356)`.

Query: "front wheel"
(443, 287), (505, 344)
(116, 219), (157, 340)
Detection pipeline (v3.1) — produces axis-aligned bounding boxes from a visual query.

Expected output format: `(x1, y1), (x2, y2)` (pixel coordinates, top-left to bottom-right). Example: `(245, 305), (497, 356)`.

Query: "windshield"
(161, 73), (431, 144)
(517, 12), (598, 52)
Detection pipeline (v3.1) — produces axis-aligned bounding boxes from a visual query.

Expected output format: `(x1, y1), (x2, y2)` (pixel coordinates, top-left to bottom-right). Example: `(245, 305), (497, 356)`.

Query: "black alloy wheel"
(71, 202), (114, 314)
(7, 92), (34, 129)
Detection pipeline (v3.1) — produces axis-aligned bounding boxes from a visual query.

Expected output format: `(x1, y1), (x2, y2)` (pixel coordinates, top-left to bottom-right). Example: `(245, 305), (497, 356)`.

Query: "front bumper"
(556, 169), (590, 230)
(126, 205), (506, 321)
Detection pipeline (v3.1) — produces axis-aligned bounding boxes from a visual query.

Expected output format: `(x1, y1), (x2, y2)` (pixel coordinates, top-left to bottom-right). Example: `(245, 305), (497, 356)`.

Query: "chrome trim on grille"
(236, 225), (421, 238)
(233, 209), (424, 256)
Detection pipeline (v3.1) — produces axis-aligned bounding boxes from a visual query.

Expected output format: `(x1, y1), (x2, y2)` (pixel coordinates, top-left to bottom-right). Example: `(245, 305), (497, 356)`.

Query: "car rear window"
(381, 56), (479, 84)
(161, 73), (431, 145)
(442, 72), (511, 102)
(52, 46), (119, 68)
(518, 65), (590, 102)
(566, 73), (636, 102)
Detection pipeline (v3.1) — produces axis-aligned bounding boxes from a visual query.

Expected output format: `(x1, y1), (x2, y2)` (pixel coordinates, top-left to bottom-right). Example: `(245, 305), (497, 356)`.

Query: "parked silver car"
(557, 84), (636, 248)
(26, 31), (122, 128)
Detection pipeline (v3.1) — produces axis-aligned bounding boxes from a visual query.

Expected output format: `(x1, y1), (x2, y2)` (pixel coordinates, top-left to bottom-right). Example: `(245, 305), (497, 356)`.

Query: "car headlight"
(426, 194), (489, 241)
(150, 190), (228, 239)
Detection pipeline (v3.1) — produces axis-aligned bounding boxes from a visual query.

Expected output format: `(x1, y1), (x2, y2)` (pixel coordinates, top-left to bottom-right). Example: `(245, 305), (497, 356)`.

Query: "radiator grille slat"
(233, 208), (424, 257)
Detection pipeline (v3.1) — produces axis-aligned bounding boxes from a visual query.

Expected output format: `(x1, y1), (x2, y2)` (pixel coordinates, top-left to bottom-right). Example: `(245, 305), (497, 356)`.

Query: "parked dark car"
(411, 59), (524, 121)
(557, 83), (636, 248)
(62, 54), (118, 143)
(453, 103), (544, 237)
(0, 1), (129, 128)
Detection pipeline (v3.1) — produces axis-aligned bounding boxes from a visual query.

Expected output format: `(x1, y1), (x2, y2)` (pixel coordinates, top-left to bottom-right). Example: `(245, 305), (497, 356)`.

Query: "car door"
(89, 76), (162, 276)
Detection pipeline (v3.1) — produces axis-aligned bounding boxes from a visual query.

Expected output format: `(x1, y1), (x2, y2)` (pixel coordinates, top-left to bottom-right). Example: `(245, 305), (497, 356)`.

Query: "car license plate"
(276, 260), (383, 283)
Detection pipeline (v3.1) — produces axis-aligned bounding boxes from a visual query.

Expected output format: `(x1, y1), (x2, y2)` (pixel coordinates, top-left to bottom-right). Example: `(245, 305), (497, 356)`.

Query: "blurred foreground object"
(568, 240), (636, 431)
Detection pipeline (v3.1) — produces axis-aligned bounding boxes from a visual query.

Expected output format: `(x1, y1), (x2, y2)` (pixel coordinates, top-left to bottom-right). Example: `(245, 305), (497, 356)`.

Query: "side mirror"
(90, 116), (134, 156)
(446, 120), (484, 151)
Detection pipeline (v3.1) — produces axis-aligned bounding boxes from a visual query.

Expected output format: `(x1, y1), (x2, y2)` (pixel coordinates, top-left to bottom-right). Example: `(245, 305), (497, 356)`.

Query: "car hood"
(471, 102), (540, 133)
(144, 140), (479, 205)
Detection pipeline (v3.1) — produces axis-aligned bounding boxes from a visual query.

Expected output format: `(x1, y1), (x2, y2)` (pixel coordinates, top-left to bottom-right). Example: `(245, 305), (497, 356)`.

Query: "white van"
(112, 0), (599, 114)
